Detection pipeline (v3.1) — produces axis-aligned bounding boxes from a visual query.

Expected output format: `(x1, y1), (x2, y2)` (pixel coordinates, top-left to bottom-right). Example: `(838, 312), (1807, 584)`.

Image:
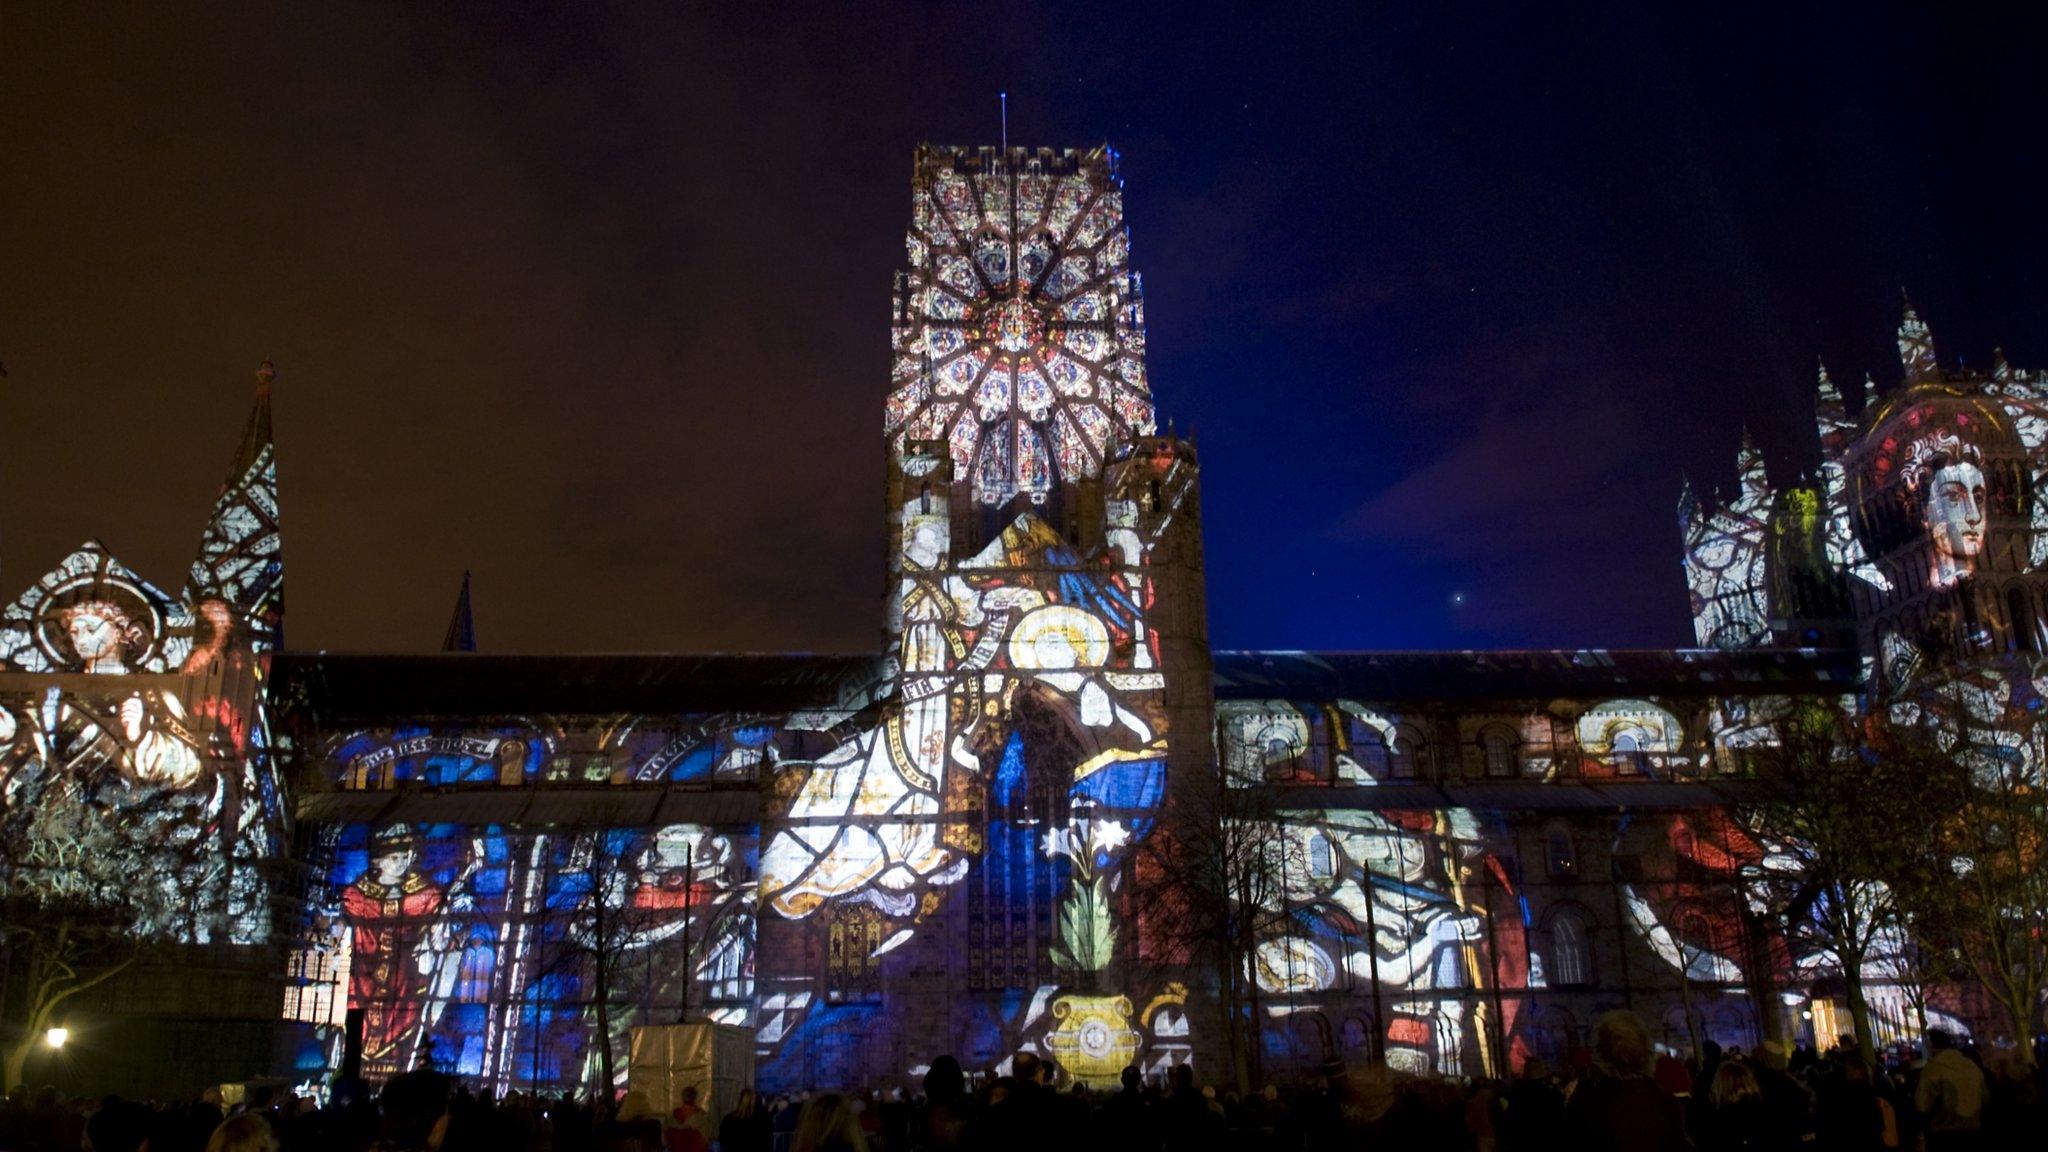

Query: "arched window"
(1388, 727), (1425, 779)
(827, 906), (885, 1004)
(1611, 730), (1648, 775)
(1551, 911), (1591, 986)
(1348, 719), (1391, 777)
(1678, 909), (1720, 963)
(1257, 720), (1305, 780)
(1545, 823), (1578, 881)
(1481, 725), (1517, 778)
(1341, 1015), (1375, 1055)
(1307, 832), (1335, 880)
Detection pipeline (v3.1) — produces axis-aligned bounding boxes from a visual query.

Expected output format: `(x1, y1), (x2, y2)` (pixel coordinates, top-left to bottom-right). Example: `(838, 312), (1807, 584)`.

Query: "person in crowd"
(1695, 1060), (1770, 1151)
(1814, 1054), (1885, 1152)
(718, 1087), (767, 1152)
(598, 1089), (662, 1152)
(917, 1056), (974, 1152)
(1982, 1050), (2040, 1150)
(790, 1092), (867, 1152)
(1914, 1029), (1985, 1150)
(1149, 1062), (1218, 1151)
(1750, 1040), (1815, 1149)
(663, 1085), (714, 1152)
(1564, 1010), (1692, 1151)
(370, 1069), (453, 1152)
(206, 1112), (281, 1152)
(976, 1052), (1060, 1152)
(84, 1097), (153, 1152)
(1497, 1057), (1565, 1151)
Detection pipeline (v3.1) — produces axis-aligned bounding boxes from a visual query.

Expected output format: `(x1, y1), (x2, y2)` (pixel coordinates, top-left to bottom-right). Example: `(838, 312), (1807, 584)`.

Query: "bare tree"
(535, 830), (680, 1095)
(1734, 701), (1930, 1063)
(1132, 772), (1304, 1094)
(1888, 714), (2048, 1062)
(0, 800), (152, 1093)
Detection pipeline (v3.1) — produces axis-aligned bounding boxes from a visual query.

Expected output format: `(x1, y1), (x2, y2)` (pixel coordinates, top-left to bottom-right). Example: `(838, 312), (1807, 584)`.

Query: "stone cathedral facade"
(3, 143), (2040, 1098)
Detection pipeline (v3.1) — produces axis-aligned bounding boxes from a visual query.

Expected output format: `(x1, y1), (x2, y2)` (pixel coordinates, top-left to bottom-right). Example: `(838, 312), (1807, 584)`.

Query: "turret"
(883, 144), (1156, 550)
(1898, 294), (1938, 385)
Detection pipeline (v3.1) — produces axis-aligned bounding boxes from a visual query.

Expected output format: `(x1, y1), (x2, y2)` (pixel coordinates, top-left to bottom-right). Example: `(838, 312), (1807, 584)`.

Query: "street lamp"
(45, 1027), (68, 1049)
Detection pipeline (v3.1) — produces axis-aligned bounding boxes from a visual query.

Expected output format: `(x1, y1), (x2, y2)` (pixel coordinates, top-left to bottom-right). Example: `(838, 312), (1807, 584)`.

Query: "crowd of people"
(2, 1011), (2041, 1152)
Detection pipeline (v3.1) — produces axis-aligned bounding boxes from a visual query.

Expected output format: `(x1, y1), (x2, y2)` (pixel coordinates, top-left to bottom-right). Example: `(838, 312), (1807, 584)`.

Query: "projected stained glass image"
(0, 376), (285, 948)
(885, 147), (1157, 507)
(18, 129), (2048, 1107)
(292, 821), (754, 1089)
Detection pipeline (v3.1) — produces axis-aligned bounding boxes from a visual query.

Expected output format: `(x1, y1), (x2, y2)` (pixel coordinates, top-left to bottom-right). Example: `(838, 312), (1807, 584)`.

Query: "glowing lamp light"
(45, 1027), (68, 1049)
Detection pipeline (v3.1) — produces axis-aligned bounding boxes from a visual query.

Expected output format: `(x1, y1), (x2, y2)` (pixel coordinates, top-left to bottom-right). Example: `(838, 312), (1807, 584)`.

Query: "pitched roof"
(274, 651), (888, 721)
(1211, 647), (1859, 702)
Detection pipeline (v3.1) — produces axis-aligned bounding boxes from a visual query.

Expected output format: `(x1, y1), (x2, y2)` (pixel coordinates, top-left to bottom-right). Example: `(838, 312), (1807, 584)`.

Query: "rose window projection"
(885, 147), (1158, 506)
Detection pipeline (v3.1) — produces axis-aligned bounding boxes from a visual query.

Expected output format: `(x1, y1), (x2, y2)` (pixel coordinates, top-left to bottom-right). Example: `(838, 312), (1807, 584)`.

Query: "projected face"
(62, 601), (133, 673)
(904, 517), (947, 570)
(373, 844), (416, 885)
(1924, 460), (1986, 576)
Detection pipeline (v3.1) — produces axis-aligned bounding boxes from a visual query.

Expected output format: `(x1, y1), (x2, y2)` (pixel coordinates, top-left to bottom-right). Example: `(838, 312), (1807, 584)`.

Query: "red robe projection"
(342, 869), (446, 1068)
(630, 871), (719, 913)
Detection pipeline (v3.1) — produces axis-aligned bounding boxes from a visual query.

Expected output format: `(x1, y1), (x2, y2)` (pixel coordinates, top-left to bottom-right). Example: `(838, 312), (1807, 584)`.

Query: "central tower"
(885, 145), (1157, 512)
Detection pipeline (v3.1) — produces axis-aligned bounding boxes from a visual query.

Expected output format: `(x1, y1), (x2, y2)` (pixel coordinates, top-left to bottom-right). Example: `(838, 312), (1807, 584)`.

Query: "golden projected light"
(1007, 605), (1110, 671)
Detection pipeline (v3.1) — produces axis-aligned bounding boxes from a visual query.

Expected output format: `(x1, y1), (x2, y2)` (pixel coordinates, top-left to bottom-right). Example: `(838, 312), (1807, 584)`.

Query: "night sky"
(3, 3), (2044, 655)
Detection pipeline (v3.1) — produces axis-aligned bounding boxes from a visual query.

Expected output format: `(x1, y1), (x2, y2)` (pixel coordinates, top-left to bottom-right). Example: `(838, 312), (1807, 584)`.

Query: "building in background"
(2, 144), (2037, 1097)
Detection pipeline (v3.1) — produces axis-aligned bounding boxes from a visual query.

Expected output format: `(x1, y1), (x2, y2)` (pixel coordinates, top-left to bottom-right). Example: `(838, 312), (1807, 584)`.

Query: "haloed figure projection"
(1849, 393), (2030, 683)
(1906, 434), (1988, 589)
(62, 599), (146, 674)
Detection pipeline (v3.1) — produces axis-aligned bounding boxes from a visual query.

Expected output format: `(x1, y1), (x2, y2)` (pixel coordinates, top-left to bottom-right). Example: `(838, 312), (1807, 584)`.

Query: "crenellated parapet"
(1680, 432), (1775, 649)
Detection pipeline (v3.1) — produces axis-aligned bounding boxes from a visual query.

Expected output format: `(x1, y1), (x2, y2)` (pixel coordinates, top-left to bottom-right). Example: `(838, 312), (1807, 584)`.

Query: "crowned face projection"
(1922, 459), (1987, 583)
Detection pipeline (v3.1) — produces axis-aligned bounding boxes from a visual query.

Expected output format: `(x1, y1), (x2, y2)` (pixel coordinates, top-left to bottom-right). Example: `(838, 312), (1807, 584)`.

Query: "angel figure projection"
(760, 496), (1167, 940)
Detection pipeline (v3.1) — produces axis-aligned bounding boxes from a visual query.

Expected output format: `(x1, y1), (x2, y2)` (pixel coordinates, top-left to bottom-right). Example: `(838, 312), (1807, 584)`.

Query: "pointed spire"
(1993, 345), (2012, 384)
(187, 360), (283, 643)
(1898, 291), (1937, 384)
(1814, 358), (1859, 456)
(442, 570), (477, 653)
(222, 360), (276, 488)
(1815, 358), (1844, 416)
(1677, 473), (1700, 526)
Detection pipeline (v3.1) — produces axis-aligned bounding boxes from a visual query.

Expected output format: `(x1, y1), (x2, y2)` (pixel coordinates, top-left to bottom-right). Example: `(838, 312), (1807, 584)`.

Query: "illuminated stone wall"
(18, 152), (2041, 1098)
(0, 370), (288, 1095)
(0, 371), (285, 946)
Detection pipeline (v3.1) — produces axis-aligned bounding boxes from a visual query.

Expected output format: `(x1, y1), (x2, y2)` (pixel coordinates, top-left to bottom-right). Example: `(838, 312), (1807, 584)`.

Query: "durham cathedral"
(3, 142), (2043, 1099)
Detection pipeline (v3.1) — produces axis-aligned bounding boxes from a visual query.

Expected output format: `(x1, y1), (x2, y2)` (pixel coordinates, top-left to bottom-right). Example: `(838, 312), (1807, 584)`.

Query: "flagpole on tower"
(1000, 91), (1008, 152)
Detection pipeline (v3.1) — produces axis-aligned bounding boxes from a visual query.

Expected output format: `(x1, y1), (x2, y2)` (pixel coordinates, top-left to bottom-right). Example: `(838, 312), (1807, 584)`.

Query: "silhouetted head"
(1592, 1011), (1654, 1077)
(924, 1056), (965, 1104)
